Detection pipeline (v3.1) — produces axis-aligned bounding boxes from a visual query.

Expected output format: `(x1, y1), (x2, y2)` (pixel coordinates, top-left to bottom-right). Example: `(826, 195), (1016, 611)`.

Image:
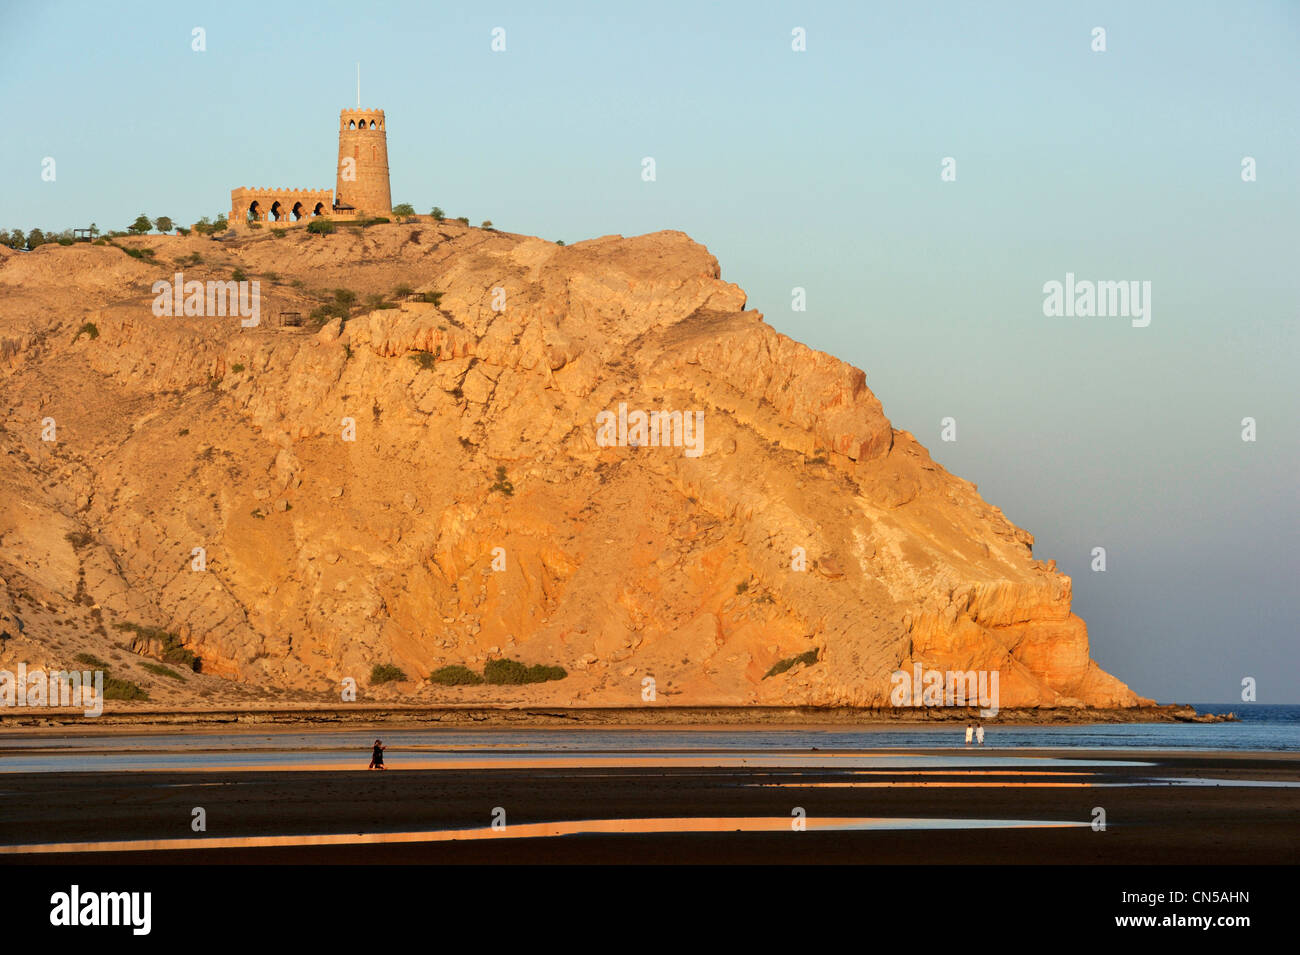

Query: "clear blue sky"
(2, 1), (1296, 702)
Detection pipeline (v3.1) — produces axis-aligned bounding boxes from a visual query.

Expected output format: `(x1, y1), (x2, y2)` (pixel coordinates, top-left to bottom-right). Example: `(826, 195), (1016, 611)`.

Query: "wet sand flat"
(1, 747), (1295, 865)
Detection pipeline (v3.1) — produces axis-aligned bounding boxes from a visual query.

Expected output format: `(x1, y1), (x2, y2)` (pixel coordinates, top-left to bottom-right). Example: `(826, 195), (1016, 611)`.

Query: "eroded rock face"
(0, 224), (1148, 707)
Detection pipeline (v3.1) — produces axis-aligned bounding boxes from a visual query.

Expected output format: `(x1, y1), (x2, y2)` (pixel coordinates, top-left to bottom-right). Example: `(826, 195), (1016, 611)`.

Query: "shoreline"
(0, 702), (1232, 730)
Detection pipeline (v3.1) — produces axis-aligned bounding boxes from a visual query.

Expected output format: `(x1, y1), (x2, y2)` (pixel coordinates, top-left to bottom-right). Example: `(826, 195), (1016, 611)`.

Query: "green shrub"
(414, 290), (443, 306)
(763, 648), (820, 680)
(74, 652), (110, 670)
(392, 203), (415, 219)
(74, 322), (99, 342)
(307, 218), (335, 235)
(161, 643), (199, 670)
(455, 216), (469, 225)
(231, 268), (247, 282)
(231, 363), (245, 373)
(271, 228), (286, 238)
(111, 622), (201, 672)
(410, 352), (436, 370)
(64, 530), (93, 549)
(483, 658), (567, 685)
(481, 220), (493, 229)
(488, 465), (514, 496)
(430, 207), (445, 221)
(103, 677), (149, 701)
(370, 663), (408, 684)
(428, 665), (484, 686)
(141, 661), (186, 681)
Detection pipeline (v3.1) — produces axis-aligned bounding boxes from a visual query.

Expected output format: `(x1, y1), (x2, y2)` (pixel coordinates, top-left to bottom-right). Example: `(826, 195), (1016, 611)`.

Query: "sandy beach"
(2, 729), (1294, 865)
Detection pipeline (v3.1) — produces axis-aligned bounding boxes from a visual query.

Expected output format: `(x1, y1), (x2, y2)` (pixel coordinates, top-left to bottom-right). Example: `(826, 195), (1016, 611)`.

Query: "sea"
(0, 703), (1295, 774)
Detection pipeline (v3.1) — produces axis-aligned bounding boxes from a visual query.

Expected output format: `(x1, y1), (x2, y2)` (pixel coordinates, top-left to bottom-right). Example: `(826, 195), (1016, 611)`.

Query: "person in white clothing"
(976, 724), (985, 746)
(964, 724), (973, 746)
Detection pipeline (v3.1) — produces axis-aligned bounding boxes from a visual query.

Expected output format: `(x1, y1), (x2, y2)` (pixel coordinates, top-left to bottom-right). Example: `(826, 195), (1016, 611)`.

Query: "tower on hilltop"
(335, 108), (392, 217)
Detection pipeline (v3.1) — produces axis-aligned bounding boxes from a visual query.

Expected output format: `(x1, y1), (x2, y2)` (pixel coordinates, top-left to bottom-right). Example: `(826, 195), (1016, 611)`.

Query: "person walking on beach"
(368, 739), (386, 770)
(964, 723), (973, 746)
(976, 723), (985, 746)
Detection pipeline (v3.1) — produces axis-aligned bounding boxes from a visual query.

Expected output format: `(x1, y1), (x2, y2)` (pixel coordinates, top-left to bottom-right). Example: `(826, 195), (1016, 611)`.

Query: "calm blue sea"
(813, 702), (1300, 752)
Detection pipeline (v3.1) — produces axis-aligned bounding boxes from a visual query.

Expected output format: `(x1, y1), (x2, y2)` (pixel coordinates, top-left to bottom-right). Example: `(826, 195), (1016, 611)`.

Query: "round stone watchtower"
(335, 108), (392, 217)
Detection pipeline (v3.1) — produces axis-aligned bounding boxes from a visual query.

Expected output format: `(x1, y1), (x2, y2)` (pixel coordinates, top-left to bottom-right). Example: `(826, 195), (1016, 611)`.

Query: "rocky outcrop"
(0, 223), (1148, 707)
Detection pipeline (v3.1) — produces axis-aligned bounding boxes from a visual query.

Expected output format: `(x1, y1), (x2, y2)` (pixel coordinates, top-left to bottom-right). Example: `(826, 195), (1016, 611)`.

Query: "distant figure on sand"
(369, 739), (386, 770)
(976, 724), (985, 746)
(964, 724), (973, 746)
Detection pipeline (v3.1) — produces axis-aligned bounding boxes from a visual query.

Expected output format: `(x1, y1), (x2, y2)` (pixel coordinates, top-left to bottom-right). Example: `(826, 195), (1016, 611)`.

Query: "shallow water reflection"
(0, 815), (1091, 854)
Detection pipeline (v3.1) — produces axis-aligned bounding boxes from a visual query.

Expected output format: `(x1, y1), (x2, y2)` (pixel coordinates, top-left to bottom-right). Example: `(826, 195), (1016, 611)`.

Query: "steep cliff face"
(0, 224), (1146, 707)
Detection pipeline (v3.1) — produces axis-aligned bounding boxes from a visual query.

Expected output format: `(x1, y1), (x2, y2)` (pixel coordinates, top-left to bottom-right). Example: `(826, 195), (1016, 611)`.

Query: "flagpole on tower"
(356, 62), (361, 108)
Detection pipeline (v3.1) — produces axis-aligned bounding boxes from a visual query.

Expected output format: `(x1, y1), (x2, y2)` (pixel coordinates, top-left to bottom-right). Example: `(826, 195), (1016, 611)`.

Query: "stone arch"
(269, 201), (283, 222)
(246, 200), (260, 222)
(313, 202), (325, 216)
(369, 119), (376, 129)
(348, 119), (356, 129)
(291, 202), (304, 220)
